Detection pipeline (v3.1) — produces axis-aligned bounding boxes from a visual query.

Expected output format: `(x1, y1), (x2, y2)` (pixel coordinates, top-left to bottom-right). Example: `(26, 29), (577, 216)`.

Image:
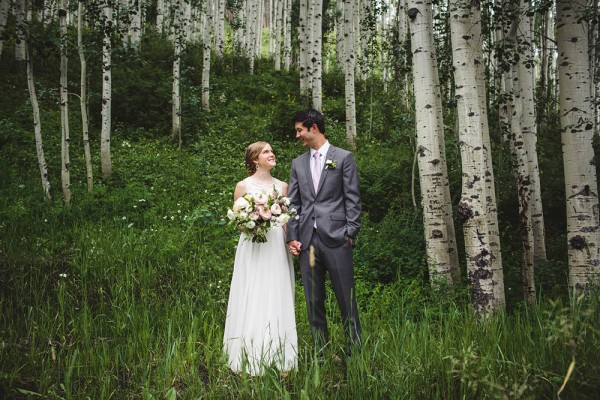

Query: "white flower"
(233, 196), (250, 212)
(227, 209), (236, 220)
(245, 221), (256, 229)
(239, 211), (248, 219)
(283, 197), (291, 206)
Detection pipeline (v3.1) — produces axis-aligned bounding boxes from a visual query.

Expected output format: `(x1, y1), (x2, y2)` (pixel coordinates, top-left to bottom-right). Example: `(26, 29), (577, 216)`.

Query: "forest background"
(1, 0), (600, 398)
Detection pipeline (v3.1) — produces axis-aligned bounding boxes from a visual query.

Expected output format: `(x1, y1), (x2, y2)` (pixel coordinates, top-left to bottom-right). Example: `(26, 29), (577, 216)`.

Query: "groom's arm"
(342, 153), (362, 239)
(286, 160), (301, 243)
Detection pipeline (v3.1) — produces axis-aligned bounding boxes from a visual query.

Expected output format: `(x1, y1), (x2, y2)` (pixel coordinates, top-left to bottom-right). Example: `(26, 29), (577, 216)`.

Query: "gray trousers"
(299, 230), (361, 353)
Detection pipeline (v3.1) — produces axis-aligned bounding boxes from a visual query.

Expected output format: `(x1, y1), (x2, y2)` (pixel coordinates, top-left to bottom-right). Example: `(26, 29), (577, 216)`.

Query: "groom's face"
(295, 122), (317, 148)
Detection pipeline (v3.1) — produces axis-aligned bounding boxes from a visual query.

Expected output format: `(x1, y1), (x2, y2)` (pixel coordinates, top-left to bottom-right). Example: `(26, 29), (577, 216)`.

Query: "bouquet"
(227, 191), (297, 243)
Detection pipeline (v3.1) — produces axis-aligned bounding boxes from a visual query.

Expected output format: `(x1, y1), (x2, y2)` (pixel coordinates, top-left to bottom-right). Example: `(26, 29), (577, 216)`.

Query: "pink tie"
(312, 152), (322, 191)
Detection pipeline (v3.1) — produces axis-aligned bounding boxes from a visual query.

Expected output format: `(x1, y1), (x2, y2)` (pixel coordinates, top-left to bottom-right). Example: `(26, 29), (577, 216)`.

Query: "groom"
(287, 109), (362, 356)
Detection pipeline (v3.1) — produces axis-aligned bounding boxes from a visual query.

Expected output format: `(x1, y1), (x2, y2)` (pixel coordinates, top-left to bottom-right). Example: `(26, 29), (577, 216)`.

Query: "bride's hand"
(288, 240), (301, 256)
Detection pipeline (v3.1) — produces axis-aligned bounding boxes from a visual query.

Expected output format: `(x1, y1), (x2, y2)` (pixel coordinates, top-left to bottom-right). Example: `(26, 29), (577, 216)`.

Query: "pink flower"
(254, 193), (268, 205)
(259, 206), (272, 220)
(270, 203), (282, 215)
(250, 210), (260, 220)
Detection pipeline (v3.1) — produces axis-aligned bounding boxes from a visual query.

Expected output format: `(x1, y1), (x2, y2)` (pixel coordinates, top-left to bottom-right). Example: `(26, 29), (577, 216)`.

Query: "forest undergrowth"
(1, 39), (599, 399)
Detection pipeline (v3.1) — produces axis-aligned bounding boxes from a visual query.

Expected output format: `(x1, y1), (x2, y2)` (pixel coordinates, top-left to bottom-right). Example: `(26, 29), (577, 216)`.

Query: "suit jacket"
(287, 145), (361, 248)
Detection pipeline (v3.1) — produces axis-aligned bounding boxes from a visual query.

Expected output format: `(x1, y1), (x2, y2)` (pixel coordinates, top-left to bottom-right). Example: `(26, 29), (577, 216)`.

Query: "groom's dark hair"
(294, 109), (325, 134)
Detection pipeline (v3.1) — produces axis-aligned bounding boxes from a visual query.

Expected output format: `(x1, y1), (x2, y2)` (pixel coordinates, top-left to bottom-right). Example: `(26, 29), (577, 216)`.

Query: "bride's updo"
(245, 141), (269, 176)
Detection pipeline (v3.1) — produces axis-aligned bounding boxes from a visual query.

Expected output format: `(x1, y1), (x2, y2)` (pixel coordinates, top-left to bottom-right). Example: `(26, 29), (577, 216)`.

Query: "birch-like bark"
(518, 0), (545, 265)
(473, 2), (504, 306)
(408, 0), (459, 287)
(311, 0), (323, 111)
(451, 0), (504, 314)
(26, 43), (51, 200)
(59, 0), (71, 206)
(274, 0), (282, 71)
(172, 0), (184, 147)
(298, 0), (309, 97)
(343, 0), (356, 150)
(101, 0), (113, 177)
(283, 0), (291, 71)
(129, 0), (142, 49)
(201, 0), (212, 111)
(556, 0), (600, 295)
(214, 0), (224, 57)
(247, 0), (258, 73)
(15, 0), (27, 61)
(78, 1), (93, 191)
(0, 0), (10, 58)
(156, 0), (165, 33)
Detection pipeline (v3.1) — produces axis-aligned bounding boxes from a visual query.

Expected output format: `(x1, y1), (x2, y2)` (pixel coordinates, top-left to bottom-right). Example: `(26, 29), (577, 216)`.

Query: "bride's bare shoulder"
(234, 179), (248, 200)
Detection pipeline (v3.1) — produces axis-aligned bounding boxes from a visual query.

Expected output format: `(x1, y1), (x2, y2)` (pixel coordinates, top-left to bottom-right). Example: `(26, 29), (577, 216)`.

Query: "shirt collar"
(311, 141), (330, 158)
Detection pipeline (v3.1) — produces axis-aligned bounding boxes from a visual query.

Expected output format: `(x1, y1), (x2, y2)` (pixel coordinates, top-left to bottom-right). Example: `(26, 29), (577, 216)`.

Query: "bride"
(223, 141), (298, 375)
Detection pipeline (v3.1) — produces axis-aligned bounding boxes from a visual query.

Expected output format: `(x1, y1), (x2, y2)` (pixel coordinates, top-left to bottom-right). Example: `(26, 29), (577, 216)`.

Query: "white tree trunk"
(247, 0), (258, 73)
(129, 0), (142, 49)
(25, 43), (51, 200)
(343, 0), (356, 150)
(273, 0), (282, 71)
(15, 0), (27, 61)
(451, 0), (504, 314)
(172, 0), (185, 147)
(201, 0), (212, 111)
(156, 0), (165, 33)
(59, 0), (71, 206)
(283, 0), (291, 71)
(556, 0), (600, 295)
(408, 0), (459, 287)
(78, 1), (93, 191)
(473, 3), (505, 307)
(101, 0), (113, 177)
(214, 0), (225, 57)
(298, 0), (309, 97)
(311, 0), (323, 110)
(0, 0), (10, 58)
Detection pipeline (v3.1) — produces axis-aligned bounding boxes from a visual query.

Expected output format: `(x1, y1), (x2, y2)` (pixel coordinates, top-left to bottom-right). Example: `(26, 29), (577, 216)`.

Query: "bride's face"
(255, 144), (276, 171)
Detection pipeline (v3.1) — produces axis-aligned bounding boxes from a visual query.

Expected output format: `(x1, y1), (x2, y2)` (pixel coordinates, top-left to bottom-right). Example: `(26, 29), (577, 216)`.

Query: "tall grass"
(2, 216), (599, 399)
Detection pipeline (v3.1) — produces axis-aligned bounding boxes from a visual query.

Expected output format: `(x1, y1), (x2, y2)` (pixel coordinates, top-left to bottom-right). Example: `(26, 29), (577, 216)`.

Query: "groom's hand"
(288, 240), (302, 256)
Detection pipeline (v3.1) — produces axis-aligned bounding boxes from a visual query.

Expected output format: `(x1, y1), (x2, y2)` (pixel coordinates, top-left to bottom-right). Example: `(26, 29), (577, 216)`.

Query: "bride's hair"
(245, 141), (269, 176)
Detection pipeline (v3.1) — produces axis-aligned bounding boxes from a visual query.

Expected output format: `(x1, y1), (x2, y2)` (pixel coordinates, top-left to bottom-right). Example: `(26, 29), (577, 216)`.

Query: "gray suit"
(287, 145), (362, 352)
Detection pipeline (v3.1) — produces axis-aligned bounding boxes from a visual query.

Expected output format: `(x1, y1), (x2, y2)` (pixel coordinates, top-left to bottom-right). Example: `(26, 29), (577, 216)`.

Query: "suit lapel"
(317, 146), (337, 193)
(303, 151), (316, 196)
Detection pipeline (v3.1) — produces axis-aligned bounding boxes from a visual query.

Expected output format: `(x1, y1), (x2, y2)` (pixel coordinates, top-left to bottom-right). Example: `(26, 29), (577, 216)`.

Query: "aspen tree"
(556, 0), (600, 295)
(129, 0), (142, 49)
(59, 0), (71, 206)
(214, 0), (224, 57)
(78, 0), (93, 191)
(274, 0), (282, 71)
(283, 0), (291, 71)
(201, 0), (212, 111)
(343, 0), (357, 149)
(15, 0), (27, 61)
(25, 42), (52, 201)
(299, 0), (309, 97)
(451, 0), (505, 314)
(172, 0), (187, 147)
(408, 0), (459, 287)
(0, 0), (10, 58)
(311, 0), (323, 111)
(101, 0), (113, 177)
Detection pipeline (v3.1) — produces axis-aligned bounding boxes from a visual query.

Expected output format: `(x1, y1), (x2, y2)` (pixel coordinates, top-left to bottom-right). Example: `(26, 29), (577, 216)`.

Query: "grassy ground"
(1, 41), (599, 398)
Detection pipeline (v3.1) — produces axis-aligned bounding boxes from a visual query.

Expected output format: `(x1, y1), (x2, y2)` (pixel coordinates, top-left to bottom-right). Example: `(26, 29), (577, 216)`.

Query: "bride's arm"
(233, 181), (246, 201)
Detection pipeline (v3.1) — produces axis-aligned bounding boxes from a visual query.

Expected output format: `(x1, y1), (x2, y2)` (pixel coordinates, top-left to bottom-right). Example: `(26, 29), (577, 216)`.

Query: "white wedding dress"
(223, 177), (298, 375)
